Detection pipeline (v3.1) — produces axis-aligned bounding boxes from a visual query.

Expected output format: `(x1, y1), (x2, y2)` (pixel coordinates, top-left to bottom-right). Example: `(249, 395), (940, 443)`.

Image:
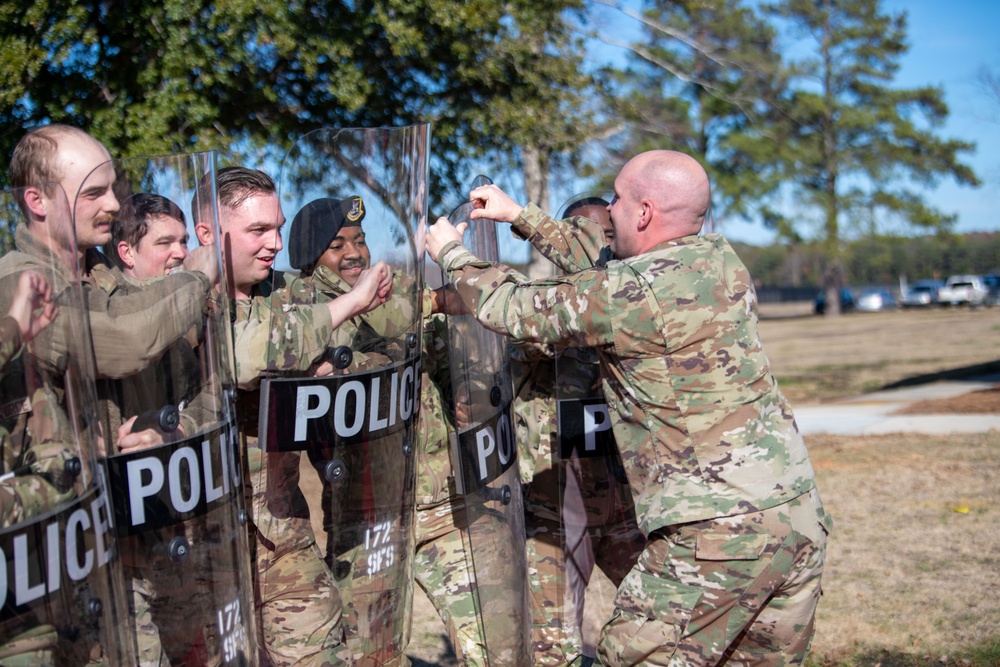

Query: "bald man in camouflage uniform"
(194, 168), (392, 666)
(288, 196), (488, 666)
(427, 150), (832, 667)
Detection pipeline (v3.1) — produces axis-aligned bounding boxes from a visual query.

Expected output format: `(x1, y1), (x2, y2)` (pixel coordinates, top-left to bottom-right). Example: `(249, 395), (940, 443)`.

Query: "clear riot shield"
(546, 191), (643, 661)
(552, 346), (644, 660)
(255, 125), (426, 665)
(0, 185), (133, 665)
(442, 177), (531, 666)
(80, 153), (255, 665)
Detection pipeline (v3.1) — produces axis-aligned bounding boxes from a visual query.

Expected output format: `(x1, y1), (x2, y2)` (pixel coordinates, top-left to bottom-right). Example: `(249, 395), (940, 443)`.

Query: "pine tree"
(767, 0), (979, 314)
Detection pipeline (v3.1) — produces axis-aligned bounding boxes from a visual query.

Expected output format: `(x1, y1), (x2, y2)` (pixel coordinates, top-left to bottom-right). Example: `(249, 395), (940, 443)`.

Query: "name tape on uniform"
(259, 355), (421, 451)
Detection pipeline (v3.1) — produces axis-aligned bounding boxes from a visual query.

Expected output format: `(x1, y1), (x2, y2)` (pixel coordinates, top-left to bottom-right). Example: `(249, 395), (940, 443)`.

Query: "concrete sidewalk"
(793, 374), (1000, 436)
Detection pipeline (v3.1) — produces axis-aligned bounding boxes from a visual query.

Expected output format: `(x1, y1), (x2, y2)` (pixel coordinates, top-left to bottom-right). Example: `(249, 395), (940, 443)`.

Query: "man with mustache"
(7, 125), (218, 379)
(1, 124), (223, 665)
(288, 197), (488, 665)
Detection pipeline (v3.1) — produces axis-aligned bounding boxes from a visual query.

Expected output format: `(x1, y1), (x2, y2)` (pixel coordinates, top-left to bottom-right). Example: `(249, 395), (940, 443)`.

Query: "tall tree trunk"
(522, 143), (554, 279)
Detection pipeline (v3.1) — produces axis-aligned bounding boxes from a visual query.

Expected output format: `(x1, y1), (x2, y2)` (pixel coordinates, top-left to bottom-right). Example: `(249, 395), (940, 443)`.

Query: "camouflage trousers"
(412, 500), (484, 667)
(526, 513), (645, 666)
(0, 624), (57, 666)
(255, 540), (355, 667)
(129, 569), (220, 667)
(331, 538), (411, 667)
(597, 488), (829, 667)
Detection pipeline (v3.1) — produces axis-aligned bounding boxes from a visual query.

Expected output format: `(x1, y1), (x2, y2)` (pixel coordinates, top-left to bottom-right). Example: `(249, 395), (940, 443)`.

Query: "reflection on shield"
(79, 153), (255, 665)
(0, 185), (134, 665)
(255, 125), (427, 665)
(441, 177), (532, 666)
(550, 347), (645, 660)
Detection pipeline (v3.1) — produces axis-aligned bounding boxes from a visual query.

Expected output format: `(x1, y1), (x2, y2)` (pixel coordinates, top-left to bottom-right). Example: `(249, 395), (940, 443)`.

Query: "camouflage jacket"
(0, 316), (74, 527)
(439, 210), (817, 534)
(232, 270), (334, 558)
(307, 266), (458, 507)
(231, 270), (334, 391)
(0, 317), (21, 371)
(510, 203), (615, 272)
(0, 238), (93, 526)
(88, 267), (222, 453)
(2, 225), (210, 380)
(508, 207), (638, 525)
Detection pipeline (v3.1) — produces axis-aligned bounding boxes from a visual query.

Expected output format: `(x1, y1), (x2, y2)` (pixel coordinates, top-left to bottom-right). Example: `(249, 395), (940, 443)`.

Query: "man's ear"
(194, 221), (215, 246)
(116, 241), (135, 269)
(22, 187), (46, 219)
(637, 199), (654, 232)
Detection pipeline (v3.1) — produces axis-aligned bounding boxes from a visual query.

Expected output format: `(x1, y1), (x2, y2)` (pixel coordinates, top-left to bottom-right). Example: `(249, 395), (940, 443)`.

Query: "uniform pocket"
(695, 530), (768, 561)
(600, 568), (702, 666)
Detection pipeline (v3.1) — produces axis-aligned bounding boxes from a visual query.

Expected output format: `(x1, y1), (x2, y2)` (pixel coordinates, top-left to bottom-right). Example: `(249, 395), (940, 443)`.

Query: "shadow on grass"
(879, 360), (1000, 390)
(406, 633), (460, 667)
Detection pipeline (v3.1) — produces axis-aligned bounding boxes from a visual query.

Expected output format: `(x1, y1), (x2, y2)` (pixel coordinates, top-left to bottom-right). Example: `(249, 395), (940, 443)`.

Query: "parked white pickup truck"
(937, 275), (989, 306)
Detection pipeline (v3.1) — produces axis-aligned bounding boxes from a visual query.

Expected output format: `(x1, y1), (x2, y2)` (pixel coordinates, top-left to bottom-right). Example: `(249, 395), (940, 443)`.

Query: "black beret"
(288, 196), (366, 271)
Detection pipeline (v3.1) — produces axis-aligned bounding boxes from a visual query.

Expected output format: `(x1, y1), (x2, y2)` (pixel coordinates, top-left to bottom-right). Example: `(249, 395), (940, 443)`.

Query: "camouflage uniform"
(412, 306), (490, 667)
(438, 204), (832, 667)
(509, 211), (645, 666)
(307, 266), (489, 666)
(0, 316), (79, 529)
(233, 269), (355, 667)
(297, 266), (412, 666)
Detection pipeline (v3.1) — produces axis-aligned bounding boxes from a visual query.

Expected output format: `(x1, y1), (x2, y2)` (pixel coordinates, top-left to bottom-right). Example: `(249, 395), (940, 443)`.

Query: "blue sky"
(558, 0), (1000, 247)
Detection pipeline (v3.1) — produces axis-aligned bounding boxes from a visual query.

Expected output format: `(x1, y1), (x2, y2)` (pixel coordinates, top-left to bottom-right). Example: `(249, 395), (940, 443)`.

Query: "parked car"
(856, 288), (897, 312)
(982, 274), (1000, 306)
(814, 288), (855, 315)
(901, 279), (943, 308)
(937, 275), (989, 307)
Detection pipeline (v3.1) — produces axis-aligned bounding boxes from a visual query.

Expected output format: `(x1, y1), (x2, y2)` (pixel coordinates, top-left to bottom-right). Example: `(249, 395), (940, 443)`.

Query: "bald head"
(609, 150), (711, 258)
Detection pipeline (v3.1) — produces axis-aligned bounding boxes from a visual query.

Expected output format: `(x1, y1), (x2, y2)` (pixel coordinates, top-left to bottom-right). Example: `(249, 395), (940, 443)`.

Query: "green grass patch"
(808, 636), (1000, 666)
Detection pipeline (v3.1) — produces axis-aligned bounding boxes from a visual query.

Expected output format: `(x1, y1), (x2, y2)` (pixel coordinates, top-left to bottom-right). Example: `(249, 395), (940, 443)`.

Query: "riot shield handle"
(0, 454), (82, 492)
(482, 483), (512, 505)
(131, 405), (181, 433)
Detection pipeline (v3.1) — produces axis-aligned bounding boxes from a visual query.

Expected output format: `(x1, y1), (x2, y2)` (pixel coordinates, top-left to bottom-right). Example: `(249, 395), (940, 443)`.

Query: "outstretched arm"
(426, 217), (612, 349)
(468, 185), (606, 272)
(232, 262), (393, 389)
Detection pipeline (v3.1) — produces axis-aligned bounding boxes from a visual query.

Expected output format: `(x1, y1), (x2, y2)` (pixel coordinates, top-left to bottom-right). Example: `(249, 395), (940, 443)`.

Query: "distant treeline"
(733, 232), (1000, 289)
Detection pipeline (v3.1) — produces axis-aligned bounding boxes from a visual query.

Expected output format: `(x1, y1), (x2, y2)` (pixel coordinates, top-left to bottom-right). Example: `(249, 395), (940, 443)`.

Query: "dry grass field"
(397, 305), (1000, 666)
